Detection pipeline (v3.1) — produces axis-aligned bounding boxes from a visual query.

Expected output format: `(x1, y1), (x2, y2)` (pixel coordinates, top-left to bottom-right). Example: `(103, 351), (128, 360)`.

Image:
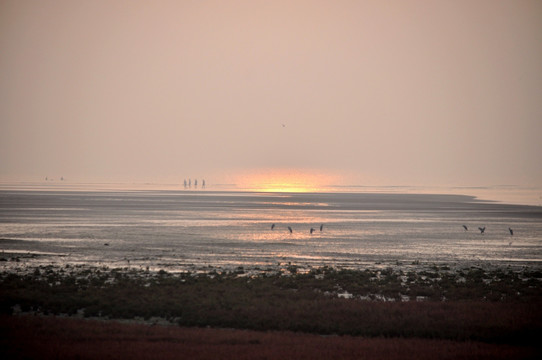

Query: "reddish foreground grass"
(1, 315), (539, 360)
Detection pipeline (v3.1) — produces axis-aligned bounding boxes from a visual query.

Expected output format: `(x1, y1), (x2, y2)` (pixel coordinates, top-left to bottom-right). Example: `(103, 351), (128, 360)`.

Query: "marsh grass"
(1, 315), (539, 360)
(1, 265), (541, 345)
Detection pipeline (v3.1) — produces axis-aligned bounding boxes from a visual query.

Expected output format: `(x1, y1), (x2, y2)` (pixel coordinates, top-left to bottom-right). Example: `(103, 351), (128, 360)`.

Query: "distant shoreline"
(1, 181), (541, 206)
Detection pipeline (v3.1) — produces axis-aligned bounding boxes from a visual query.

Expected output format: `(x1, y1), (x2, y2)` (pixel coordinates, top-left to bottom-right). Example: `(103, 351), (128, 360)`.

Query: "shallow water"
(1, 190), (542, 273)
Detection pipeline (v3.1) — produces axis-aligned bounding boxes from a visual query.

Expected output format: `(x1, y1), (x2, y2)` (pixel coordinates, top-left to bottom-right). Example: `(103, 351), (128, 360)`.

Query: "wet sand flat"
(1, 190), (541, 273)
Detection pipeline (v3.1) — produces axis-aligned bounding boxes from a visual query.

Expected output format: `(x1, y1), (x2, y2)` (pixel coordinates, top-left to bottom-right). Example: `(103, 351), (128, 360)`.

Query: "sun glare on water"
(238, 169), (337, 193)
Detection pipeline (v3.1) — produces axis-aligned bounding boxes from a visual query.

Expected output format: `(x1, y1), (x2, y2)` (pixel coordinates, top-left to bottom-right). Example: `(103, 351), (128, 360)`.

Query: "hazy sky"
(1, 0), (541, 188)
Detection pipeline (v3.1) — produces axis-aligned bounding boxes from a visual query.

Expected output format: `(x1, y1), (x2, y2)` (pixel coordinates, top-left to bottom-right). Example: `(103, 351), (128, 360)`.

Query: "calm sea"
(1, 187), (542, 273)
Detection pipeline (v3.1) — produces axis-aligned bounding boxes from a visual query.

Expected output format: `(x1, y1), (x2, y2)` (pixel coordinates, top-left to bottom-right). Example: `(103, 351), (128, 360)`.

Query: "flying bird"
(509, 227), (513, 235)
(310, 228), (315, 234)
(462, 225), (468, 231)
(478, 227), (486, 234)
(271, 224), (275, 230)
(288, 226), (293, 234)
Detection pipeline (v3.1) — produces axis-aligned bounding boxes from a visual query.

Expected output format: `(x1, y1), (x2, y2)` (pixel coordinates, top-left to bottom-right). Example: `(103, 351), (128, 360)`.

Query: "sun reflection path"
(237, 169), (338, 193)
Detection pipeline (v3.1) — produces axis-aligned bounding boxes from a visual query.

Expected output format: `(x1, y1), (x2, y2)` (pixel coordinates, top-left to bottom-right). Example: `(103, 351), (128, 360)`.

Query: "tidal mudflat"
(2, 190), (542, 273)
(1, 189), (541, 358)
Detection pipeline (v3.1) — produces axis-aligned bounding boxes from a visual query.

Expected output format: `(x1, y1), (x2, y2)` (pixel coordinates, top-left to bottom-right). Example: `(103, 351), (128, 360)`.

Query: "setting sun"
(236, 169), (338, 193)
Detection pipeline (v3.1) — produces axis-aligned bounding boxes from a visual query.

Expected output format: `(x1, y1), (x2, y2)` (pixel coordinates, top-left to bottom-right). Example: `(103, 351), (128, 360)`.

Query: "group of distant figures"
(183, 179), (205, 189)
(271, 223), (324, 234)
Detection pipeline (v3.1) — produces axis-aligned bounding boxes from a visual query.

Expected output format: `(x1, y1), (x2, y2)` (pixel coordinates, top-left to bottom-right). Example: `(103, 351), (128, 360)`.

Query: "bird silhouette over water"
(310, 228), (315, 234)
(478, 226), (486, 234)
(320, 224), (324, 231)
(462, 225), (468, 231)
(509, 227), (513, 235)
(271, 224), (275, 230)
(288, 226), (293, 234)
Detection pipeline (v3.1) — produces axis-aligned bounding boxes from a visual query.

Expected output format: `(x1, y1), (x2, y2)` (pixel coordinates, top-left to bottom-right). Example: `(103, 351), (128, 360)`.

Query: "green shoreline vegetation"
(1, 264), (541, 345)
